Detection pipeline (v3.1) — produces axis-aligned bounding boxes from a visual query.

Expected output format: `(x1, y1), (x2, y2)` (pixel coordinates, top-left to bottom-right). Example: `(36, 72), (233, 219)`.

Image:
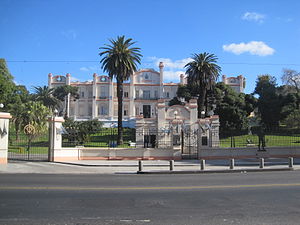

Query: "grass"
(220, 134), (300, 148)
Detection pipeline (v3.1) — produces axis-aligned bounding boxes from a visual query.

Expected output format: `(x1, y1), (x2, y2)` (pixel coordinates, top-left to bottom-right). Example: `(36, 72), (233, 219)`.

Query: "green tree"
(184, 52), (221, 118)
(32, 86), (60, 112)
(22, 101), (51, 152)
(99, 35), (142, 145)
(63, 119), (103, 144)
(0, 58), (16, 110)
(253, 75), (283, 130)
(214, 83), (256, 132)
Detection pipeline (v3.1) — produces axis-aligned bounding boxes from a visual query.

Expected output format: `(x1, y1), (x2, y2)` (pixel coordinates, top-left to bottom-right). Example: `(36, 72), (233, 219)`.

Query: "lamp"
(53, 109), (59, 117)
(201, 111), (205, 118)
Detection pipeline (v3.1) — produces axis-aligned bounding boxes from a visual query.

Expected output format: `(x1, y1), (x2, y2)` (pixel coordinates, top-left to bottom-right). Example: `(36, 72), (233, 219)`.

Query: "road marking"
(1, 183), (300, 191)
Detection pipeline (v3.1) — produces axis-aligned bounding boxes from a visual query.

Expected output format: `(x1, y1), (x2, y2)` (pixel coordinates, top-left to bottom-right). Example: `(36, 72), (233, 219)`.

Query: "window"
(154, 90), (158, 98)
(135, 107), (139, 116)
(166, 92), (170, 98)
(124, 92), (129, 98)
(143, 90), (150, 99)
(145, 73), (149, 79)
(124, 110), (128, 116)
(99, 105), (108, 115)
(88, 91), (93, 98)
(81, 92), (85, 98)
(136, 90), (139, 98)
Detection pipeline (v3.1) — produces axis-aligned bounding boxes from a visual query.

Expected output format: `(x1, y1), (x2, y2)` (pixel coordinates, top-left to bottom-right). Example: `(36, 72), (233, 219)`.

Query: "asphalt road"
(1, 171), (300, 225)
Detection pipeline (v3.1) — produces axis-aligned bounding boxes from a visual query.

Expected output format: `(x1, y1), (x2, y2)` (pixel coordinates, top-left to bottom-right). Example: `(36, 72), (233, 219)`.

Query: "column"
(66, 73), (71, 118)
(108, 78), (114, 119)
(0, 112), (12, 164)
(159, 62), (164, 99)
(92, 73), (97, 119)
(129, 74), (134, 117)
(48, 116), (65, 162)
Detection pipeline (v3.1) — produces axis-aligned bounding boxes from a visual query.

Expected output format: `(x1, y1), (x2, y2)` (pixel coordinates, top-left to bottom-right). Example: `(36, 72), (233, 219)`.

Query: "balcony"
(134, 97), (158, 100)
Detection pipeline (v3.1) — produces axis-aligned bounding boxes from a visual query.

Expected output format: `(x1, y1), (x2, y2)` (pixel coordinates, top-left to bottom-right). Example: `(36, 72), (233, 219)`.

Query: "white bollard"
(289, 157), (294, 168)
(138, 160), (143, 172)
(259, 158), (264, 169)
(230, 158), (235, 170)
(200, 159), (205, 170)
(170, 160), (174, 171)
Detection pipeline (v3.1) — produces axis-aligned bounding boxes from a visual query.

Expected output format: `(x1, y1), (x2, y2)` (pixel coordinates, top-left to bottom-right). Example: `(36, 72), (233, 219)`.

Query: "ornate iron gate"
(8, 129), (49, 161)
(181, 129), (199, 159)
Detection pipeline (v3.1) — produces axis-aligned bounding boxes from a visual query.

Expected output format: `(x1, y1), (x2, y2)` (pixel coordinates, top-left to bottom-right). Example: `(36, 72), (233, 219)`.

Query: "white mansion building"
(48, 62), (245, 127)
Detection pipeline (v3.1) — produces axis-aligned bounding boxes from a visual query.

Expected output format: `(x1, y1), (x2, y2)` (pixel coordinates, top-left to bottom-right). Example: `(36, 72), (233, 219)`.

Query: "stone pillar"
(66, 73), (71, 118)
(108, 78), (114, 119)
(180, 74), (185, 84)
(189, 99), (198, 131)
(48, 116), (65, 162)
(159, 62), (164, 99)
(48, 73), (52, 88)
(92, 73), (97, 119)
(157, 99), (166, 148)
(0, 112), (11, 164)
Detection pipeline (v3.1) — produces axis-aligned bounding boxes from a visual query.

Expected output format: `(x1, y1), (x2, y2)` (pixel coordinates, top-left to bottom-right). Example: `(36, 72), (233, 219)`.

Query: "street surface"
(1, 171), (300, 224)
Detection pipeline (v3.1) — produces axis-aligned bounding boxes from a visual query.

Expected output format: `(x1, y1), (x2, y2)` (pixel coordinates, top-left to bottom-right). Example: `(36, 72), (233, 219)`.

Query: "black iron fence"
(218, 129), (300, 149)
(8, 131), (49, 161)
(62, 128), (136, 148)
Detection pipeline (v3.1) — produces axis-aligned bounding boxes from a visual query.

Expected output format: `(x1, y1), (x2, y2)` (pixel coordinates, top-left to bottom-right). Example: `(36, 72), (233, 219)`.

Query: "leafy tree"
(7, 85), (31, 140)
(253, 75), (283, 130)
(281, 69), (300, 109)
(63, 119), (103, 144)
(283, 109), (300, 129)
(168, 97), (184, 106)
(214, 83), (256, 132)
(99, 35), (142, 145)
(22, 101), (51, 152)
(282, 69), (300, 94)
(0, 58), (16, 110)
(32, 86), (60, 112)
(184, 52), (221, 117)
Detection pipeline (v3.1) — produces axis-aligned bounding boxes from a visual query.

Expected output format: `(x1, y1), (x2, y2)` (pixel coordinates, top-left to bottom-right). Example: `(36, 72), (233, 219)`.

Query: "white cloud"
(80, 67), (89, 72)
(79, 66), (99, 72)
(242, 12), (265, 23)
(148, 57), (192, 70)
(223, 41), (275, 56)
(70, 77), (80, 82)
(163, 71), (184, 82)
(61, 29), (77, 40)
(146, 57), (190, 82)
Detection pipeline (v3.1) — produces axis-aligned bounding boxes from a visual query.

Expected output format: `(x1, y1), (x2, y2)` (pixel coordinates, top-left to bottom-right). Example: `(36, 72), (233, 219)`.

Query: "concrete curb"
(137, 167), (294, 174)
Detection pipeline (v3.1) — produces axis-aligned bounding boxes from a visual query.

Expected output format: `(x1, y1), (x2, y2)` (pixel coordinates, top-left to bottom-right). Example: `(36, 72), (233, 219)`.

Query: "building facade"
(48, 62), (245, 127)
(48, 62), (178, 127)
(222, 75), (245, 93)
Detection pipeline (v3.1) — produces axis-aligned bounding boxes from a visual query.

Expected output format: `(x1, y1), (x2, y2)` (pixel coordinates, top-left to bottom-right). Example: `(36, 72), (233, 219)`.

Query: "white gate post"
(0, 112), (12, 164)
(48, 116), (65, 162)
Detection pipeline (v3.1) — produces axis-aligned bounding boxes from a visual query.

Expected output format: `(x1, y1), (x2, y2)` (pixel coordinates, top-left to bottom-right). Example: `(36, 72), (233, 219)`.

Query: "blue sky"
(1, 0), (300, 93)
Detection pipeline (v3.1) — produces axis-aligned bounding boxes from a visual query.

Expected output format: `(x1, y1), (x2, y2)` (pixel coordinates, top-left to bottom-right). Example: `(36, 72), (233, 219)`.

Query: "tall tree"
(0, 58), (15, 110)
(99, 35), (142, 145)
(32, 86), (60, 112)
(253, 75), (283, 130)
(282, 69), (300, 109)
(184, 52), (221, 118)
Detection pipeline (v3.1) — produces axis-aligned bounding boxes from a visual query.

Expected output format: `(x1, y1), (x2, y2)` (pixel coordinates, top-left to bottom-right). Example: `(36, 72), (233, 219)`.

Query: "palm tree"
(99, 35), (142, 145)
(185, 52), (221, 118)
(32, 86), (60, 112)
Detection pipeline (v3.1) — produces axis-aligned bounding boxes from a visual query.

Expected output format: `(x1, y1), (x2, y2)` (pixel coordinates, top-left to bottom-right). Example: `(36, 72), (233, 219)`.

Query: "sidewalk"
(0, 158), (299, 174)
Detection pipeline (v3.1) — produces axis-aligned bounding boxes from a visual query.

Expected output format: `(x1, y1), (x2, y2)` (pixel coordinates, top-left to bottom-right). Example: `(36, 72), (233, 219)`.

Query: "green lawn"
(220, 134), (300, 148)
